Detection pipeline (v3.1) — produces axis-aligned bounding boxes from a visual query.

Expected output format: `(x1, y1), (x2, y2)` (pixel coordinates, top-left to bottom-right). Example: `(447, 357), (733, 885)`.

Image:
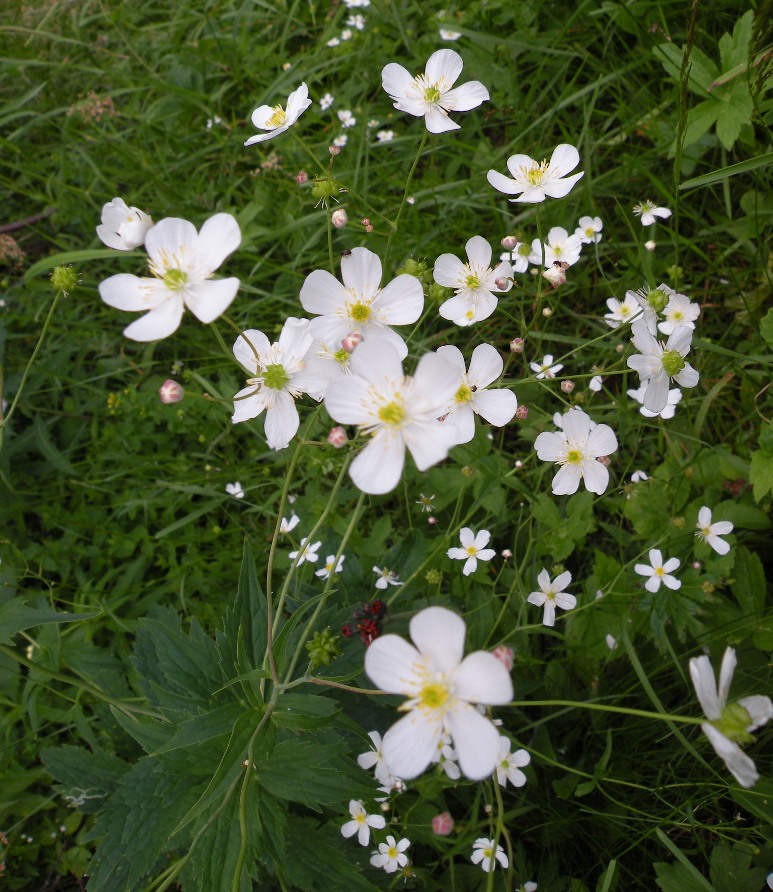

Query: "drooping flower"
(689, 647), (773, 787)
(604, 295), (642, 328)
(527, 569), (576, 627)
(634, 549), (681, 592)
(487, 144), (584, 204)
(528, 226), (583, 267)
(231, 318), (325, 450)
(627, 318), (700, 413)
(633, 200), (671, 226)
(370, 835), (411, 873)
(434, 236), (512, 326)
(99, 214), (241, 341)
(300, 247), (423, 360)
(696, 506), (733, 556)
(575, 215), (603, 244)
(534, 408), (618, 496)
(97, 197), (153, 250)
(447, 528), (496, 576)
(364, 606), (513, 780)
(435, 343), (517, 442)
(471, 838), (508, 872)
(627, 384), (682, 420)
(530, 354), (563, 380)
(340, 800), (385, 846)
(225, 482), (244, 499)
(244, 83), (312, 145)
(494, 736), (530, 787)
(324, 340), (460, 494)
(315, 554), (345, 579)
(381, 49), (489, 133)
(288, 537), (322, 566)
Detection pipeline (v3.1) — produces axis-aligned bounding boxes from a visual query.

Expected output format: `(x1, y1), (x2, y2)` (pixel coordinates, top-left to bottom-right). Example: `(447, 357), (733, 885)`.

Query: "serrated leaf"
(715, 91), (753, 149)
(749, 450), (773, 501)
(654, 861), (713, 892)
(718, 11), (753, 73)
(654, 43), (719, 95)
(41, 746), (130, 815)
(684, 100), (722, 147)
(153, 701), (255, 755)
(111, 709), (173, 754)
(0, 597), (98, 645)
(730, 546), (765, 619)
(272, 693), (340, 729)
(709, 843), (766, 892)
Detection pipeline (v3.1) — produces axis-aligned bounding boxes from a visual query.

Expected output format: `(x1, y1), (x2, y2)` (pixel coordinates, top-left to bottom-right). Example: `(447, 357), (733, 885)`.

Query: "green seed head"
(661, 349), (685, 377)
(263, 363), (290, 390)
(713, 702), (755, 745)
(646, 288), (668, 313)
(50, 265), (79, 295)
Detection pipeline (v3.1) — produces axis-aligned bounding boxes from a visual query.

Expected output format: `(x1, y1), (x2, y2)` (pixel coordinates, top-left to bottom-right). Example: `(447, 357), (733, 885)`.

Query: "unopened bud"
(692, 561), (701, 570)
(295, 170), (308, 184)
(514, 460), (523, 469)
(331, 208), (348, 228)
(500, 235), (518, 249)
(329, 144), (341, 155)
(542, 306), (553, 317)
(616, 343), (624, 353)
(561, 380), (575, 393)
(495, 276), (509, 291)
(515, 405), (528, 420)
(491, 644), (514, 670)
(341, 331), (363, 353)
(510, 337), (524, 353)
(427, 515), (437, 525)
(501, 549), (512, 559)
(596, 455), (611, 467)
(484, 803), (493, 815)
(361, 217), (373, 233)
(327, 426), (348, 447)
(645, 240), (656, 252)
(432, 812), (454, 836)
(159, 379), (185, 404)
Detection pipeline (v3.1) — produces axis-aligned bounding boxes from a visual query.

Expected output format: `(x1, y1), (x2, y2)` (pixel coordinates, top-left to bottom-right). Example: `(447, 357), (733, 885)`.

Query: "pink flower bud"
(692, 561), (701, 570)
(327, 426), (348, 448)
(510, 337), (524, 353)
(515, 405), (528, 420)
(514, 460), (523, 469)
(501, 549), (513, 559)
(341, 331), (363, 353)
(295, 170), (308, 184)
(561, 380), (575, 393)
(361, 217), (374, 233)
(495, 276), (509, 291)
(500, 235), (518, 250)
(159, 379), (185, 404)
(596, 455), (611, 467)
(542, 306), (553, 317)
(329, 144), (341, 156)
(427, 515), (437, 525)
(432, 812), (454, 836)
(491, 644), (514, 671)
(331, 208), (348, 228)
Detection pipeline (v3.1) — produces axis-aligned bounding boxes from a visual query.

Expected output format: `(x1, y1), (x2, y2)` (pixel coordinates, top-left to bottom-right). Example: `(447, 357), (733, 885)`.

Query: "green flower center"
(419, 682), (448, 710)
(350, 301), (371, 322)
(713, 702), (755, 744)
(455, 384), (472, 404)
(465, 274), (480, 290)
(334, 348), (349, 365)
(517, 243), (530, 256)
(163, 268), (188, 290)
(378, 401), (405, 426)
(661, 349), (685, 377)
(263, 363), (290, 390)
(646, 288), (668, 313)
(424, 85), (442, 103)
(566, 449), (583, 464)
(267, 105), (286, 128)
(525, 160), (549, 185)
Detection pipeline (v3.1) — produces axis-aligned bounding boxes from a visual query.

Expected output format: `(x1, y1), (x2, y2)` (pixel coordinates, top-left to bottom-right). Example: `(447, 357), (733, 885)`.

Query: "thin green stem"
(383, 130), (428, 271)
(511, 699), (704, 725)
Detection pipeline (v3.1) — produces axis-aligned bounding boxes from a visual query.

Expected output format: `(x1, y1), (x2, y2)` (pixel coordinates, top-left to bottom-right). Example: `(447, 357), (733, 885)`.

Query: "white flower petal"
(365, 634), (423, 695)
(702, 723), (759, 788)
(349, 429), (405, 494)
(454, 652), (513, 704)
(300, 269), (350, 315)
(341, 246), (382, 297)
(443, 81), (489, 111)
(123, 299), (184, 342)
(374, 274), (424, 324)
(447, 702), (502, 780)
(410, 606), (466, 674)
(425, 48), (463, 86)
(195, 213), (241, 273)
(381, 709), (442, 780)
(184, 278), (239, 324)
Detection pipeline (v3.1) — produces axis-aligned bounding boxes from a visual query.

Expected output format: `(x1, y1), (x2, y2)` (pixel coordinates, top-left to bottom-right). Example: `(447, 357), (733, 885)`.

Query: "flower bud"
(692, 561), (701, 569)
(361, 217), (373, 233)
(295, 170), (308, 184)
(514, 460), (523, 469)
(341, 331), (363, 353)
(494, 276), (509, 291)
(561, 380), (575, 393)
(542, 306), (553, 317)
(432, 812), (454, 836)
(427, 515), (437, 525)
(331, 208), (348, 229)
(596, 455), (611, 467)
(501, 548), (513, 559)
(328, 144), (341, 156)
(645, 240), (656, 252)
(159, 379), (185, 404)
(491, 644), (514, 671)
(501, 235), (518, 250)
(515, 405), (528, 420)
(510, 337), (524, 353)
(327, 426), (348, 447)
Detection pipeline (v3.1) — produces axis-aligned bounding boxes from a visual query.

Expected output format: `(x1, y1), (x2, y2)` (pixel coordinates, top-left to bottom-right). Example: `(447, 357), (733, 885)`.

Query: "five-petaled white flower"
(575, 215), (603, 244)
(97, 197), (153, 250)
(530, 354), (563, 380)
(300, 247), (423, 360)
(627, 318), (700, 413)
(604, 295), (642, 328)
(99, 214), (241, 341)
(315, 553), (345, 579)
(471, 838), (508, 873)
(633, 200), (672, 226)
(364, 606), (513, 780)
(434, 236), (512, 326)
(231, 318), (325, 450)
(245, 82), (312, 145)
(373, 566), (402, 589)
(495, 736), (530, 787)
(696, 506), (733, 556)
(527, 569), (576, 627)
(634, 549), (681, 592)
(324, 340), (461, 494)
(225, 482), (244, 499)
(436, 344), (517, 443)
(382, 49), (489, 133)
(370, 835), (411, 873)
(658, 293), (700, 335)
(319, 92), (334, 110)
(340, 800), (385, 846)
(447, 528), (496, 576)
(528, 226), (583, 267)
(689, 647), (773, 788)
(534, 408), (618, 496)
(487, 144), (584, 204)
(288, 537), (321, 565)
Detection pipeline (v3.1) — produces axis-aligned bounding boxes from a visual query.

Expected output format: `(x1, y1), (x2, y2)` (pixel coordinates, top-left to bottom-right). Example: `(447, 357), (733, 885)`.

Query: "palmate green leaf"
(715, 88), (754, 149)
(684, 100), (723, 147)
(654, 861), (714, 892)
(749, 449), (773, 502)
(717, 11), (754, 73)
(654, 42), (719, 96)
(41, 745), (130, 815)
(709, 843), (767, 892)
(730, 546), (765, 621)
(0, 596), (98, 645)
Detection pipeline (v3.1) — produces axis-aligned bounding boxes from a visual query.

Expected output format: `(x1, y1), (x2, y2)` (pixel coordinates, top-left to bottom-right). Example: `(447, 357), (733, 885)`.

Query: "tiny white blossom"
(373, 566), (401, 589)
(346, 14), (365, 29)
(245, 83), (312, 145)
(606, 634), (618, 650)
(575, 215), (603, 244)
(494, 736), (530, 787)
(337, 109), (356, 128)
(633, 200), (672, 226)
(604, 294), (642, 328)
(315, 554), (345, 579)
(589, 375), (603, 392)
(327, 37), (340, 47)
(528, 226), (583, 267)
(319, 92), (334, 110)
(431, 731), (461, 779)
(332, 134), (347, 147)
(357, 730), (398, 787)
(376, 129), (394, 142)
(487, 144), (584, 204)
(658, 293), (700, 335)
(696, 506), (733, 556)
(288, 537), (321, 565)
(528, 569), (576, 627)
(340, 800), (385, 847)
(630, 469), (649, 483)
(634, 549), (680, 592)
(225, 482), (244, 499)
(501, 239), (533, 273)
(471, 838), (508, 872)
(439, 28), (462, 40)
(279, 513), (300, 534)
(447, 527), (496, 575)
(370, 835), (410, 873)
(341, 28), (353, 40)
(530, 354), (563, 380)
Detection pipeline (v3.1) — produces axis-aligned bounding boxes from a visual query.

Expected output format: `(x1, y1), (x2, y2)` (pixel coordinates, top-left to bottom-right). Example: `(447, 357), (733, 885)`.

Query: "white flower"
(627, 318), (700, 413)
(364, 606), (513, 780)
(501, 239), (532, 273)
(439, 28), (462, 40)
(530, 354), (563, 380)
(373, 566), (402, 589)
(495, 736), (530, 787)
(633, 200), (671, 226)
(319, 92), (334, 110)
(300, 247), (423, 361)
(435, 343), (517, 443)
(696, 506), (733, 556)
(99, 214), (241, 341)
(332, 134), (347, 147)
(344, 0), (369, 5)
(527, 569), (576, 627)
(534, 408), (618, 496)
(487, 144), (584, 204)
(447, 528), (496, 576)
(634, 549), (681, 592)
(225, 482), (244, 499)
(434, 236), (512, 326)
(288, 537), (321, 565)
(340, 800), (385, 846)
(605, 634), (618, 651)
(337, 109), (356, 128)
(376, 129), (394, 142)
(324, 340), (461, 494)
(341, 28), (353, 40)
(245, 83), (311, 145)
(327, 37), (340, 47)
(97, 197), (153, 250)
(346, 14), (365, 29)
(658, 293), (700, 335)
(471, 838), (508, 872)
(315, 553), (345, 579)
(370, 835), (410, 873)
(431, 731), (461, 779)
(630, 469), (649, 483)
(604, 295), (642, 328)
(528, 226), (583, 267)
(627, 384), (682, 420)
(382, 49), (489, 134)
(689, 647), (773, 787)
(357, 730), (397, 787)
(279, 513), (300, 534)
(231, 318), (325, 450)
(575, 215), (603, 244)
(589, 375), (603, 392)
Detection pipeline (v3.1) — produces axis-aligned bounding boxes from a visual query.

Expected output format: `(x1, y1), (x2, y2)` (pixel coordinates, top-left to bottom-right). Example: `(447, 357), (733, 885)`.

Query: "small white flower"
(495, 736), (530, 787)
(447, 528), (496, 576)
(434, 236), (512, 326)
(225, 482), (244, 499)
(630, 469), (649, 483)
(530, 354), (563, 380)
(690, 647), (773, 787)
(370, 835), (410, 873)
(431, 731), (461, 779)
(341, 28), (353, 40)
(315, 554), (345, 579)
(279, 513), (300, 534)
(527, 569), (576, 627)
(340, 800), (385, 846)
(575, 215), (603, 244)
(589, 375), (603, 392)
(97, 197), (153, 250)
(382, 49), (489, 134)
(245, 83), (312, 145)
(439, 28), (462, 40)
(327, 36), (340, 47)
(416, 493), (435, 512)
(633, 200), (672, 226)
(658, 293), (700, 335)
(627, 318), (699, 414)
(604, 294), (642, 328)
(487, 144), (584, 204)
(471, 838), (508, 872)
(376, 129), (394, 142)
(696, 506), (733, 556)
(528, 226), (583, 267)
(337, 109), (356, 128)
(332, 134), (347, 147)
(319, 92), (334, 110)
(373, 566), (402, 589)
(288, 537), (322, 565)
(205, 115), (223, 129)
(357, 730), (398, 787)
(634, 549), (681, 592)
(605, 634), (618, 650)
(627, 384), (682, 420)
(346, 14), (365, 29)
